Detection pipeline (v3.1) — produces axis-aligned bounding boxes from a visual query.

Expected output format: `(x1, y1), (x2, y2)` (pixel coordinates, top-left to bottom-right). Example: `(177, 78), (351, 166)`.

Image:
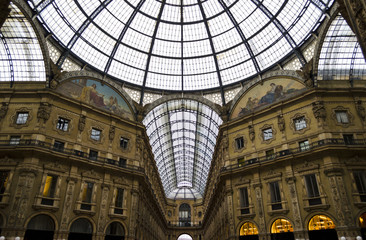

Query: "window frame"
(262, 128), (273, 141)
(299, 140), (310, 151)
(56, 117), (70, 131)
(304, 174), (322, 205)
(120, 137), (129, 150)
(9, 136), (21, 145)
(16, 112), (29, 125)
(91, 128), (101, 141)
(235, 137), (245, 150)
(294, 116), (307, 131)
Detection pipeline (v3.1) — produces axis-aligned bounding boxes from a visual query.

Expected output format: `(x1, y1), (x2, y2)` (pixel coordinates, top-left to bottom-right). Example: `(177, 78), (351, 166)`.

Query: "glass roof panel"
(1, 3), (45, 82)
(29, 0), (332, 90)
(143, 99), (222, 198)
(318, 15), (366, 81)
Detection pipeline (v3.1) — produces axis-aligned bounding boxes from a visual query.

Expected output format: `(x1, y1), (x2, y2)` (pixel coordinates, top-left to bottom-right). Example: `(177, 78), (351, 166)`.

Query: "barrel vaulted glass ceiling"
(143, 99), (222, 199)
(27, 0), (333, 94)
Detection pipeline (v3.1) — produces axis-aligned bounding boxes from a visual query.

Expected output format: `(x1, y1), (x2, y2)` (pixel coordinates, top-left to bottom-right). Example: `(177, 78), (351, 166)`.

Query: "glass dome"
(28, 0), (333, 92)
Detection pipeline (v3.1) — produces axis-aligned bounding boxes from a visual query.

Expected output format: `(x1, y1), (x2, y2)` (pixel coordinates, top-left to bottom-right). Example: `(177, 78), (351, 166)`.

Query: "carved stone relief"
(37, 102), (52, 124)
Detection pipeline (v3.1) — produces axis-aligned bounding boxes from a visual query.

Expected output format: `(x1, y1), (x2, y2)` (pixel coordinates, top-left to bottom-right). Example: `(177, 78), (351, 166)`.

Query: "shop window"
(299, 140), (310, 151)
(91, 128), (101, 141)
(114, 188), (124, 214)
(335, 111), (349, 123)
(239, 187), (250, 214)
(56, 117), (69, 131)
(235, 137), (244, 149)
(354, 171), (366, 202)
(294, 116), (307, 130)
(120, 137), (129, 150)
(269, 181), (282, 210)
(304, 174), (321, 205)
(271, 219), (294, 234)
(0, 172), (9, 202)
(308, 215), (336, 230)
(16, 112), (29, 124)
(53, 141), (65, 152)
(240, 221), (259, 236)
(9, 136), (20, 145)
(263, 128), (273, 140)
(41, 175), (58, 206)
(81, 182), (94, 210)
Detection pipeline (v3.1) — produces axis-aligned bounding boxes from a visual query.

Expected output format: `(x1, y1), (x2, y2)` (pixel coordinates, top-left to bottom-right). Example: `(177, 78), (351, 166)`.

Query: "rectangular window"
(53, 141), (65, 152)
(354, 171), (366, 202)
(81, 182), (94, 210)
(336, 111), (349, 123)
(269, 181), (282, 210)
(343, 134), (354, 145)
(263, 128), (273, 140)
(120, 137), (129, 149)
(56, 117), (69, 131)
(237, 157), (245, 167)
(304, 174), (322, 205)
(91, 128), (101, 141)
(299, 140), (310, 151)
(0, 171), (9, 202)
(41, 175), (58, 205)
(239, 187), (249, 214)
(89, 150), (98, 160)
(235, 137), (244, 149)
(294, 116), (307, 130)
(9, 136), (20, 145)
(16, 112), (29, 124)
(265, 149), (275, 160)
(114, 188), (124, 214)
(119, 158), (126, 167)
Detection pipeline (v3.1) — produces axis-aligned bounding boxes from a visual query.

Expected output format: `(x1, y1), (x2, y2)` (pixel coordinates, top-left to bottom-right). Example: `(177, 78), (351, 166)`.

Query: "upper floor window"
(119, 158), (127, 167)
(304, 174), (321, 205)
(343, 134), (354, 145)
(53, 141), (65, 152)
(81, 182), (94, 210)
(91, 128), (101, 141)
(335, 111), (349, 123)
(114, 188), (124, 214)
(235, 137), (244, 149)
(9, 136), (20, 145)
(0, 171), (9, 201)
(263, 128), (273, 141)
(294, 116), (306, 130)
(89, 150), (98, 160)
(16, 112), (29, 124)
(120, 137), (129, 149)
(239, 187), (249, 214)
(269, 181), (282, 210)
(299, 140), (310, 151)
(353, 171), (366, 202)
(56, 117), (69, 131)
(266, 149), (275, 160)
(41, 175), (58, 205)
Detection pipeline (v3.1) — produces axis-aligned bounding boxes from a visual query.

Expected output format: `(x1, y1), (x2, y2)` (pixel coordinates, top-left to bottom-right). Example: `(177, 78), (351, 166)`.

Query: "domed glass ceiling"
(28, 0), (333, 92)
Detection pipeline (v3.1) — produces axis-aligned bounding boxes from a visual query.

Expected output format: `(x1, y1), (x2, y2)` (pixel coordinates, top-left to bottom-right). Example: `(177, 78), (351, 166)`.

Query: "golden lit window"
(359, 213), (366, 228)
(271, 219), (294, 234)
(308, 215), (336, 230)
(240, 222), (258, 236)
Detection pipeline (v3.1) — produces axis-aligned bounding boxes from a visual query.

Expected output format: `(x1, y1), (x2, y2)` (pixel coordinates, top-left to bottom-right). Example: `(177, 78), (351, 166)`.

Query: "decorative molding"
(248, 125), (255, 142)
(331, 106), (354, 128)
(312, 101), (326, 122)
(289, 113), (311, 135)
(37, 102), (52, 123)
(43, 161), (68, 173)
(356, 100), (366, 121)
(296, 161), (319, 173)
(78, 115), (86, 132)
(0, 102), (9, 122)
(113, 177), (128, 186)
(259, 124), (276, 144)
(81, 169), (101, 180)
(9, 107), (33, 129)
(277, 114), (285, 132)
(263, 170), (282, 181)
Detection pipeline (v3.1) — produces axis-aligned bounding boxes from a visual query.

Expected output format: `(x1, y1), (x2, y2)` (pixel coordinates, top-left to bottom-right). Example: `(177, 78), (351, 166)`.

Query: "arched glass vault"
(143, 99), (222, 199)
(27, 0), (334, 104)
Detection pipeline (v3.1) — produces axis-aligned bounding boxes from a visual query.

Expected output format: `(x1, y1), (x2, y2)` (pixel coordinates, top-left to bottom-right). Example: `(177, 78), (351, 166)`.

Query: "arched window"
(240, 222), (258, 236)
(179, 203), (191, 227)
(308, 215), (337, 240)
(270, 219), (294, 240)
(24, 214), (55, 240)
(69, 218), (93, 240)
(105, 222), (125, 240)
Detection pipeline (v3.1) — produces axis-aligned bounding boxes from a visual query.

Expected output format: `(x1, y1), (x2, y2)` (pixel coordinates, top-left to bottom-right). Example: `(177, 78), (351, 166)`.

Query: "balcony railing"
(222, 138), (366, 172)
(0, 139), (144, 173)
(168, 221), (202, 227)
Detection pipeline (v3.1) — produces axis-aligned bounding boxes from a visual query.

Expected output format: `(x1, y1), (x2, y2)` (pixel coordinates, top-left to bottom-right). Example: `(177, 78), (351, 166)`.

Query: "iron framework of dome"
(28, 0), (333, 102)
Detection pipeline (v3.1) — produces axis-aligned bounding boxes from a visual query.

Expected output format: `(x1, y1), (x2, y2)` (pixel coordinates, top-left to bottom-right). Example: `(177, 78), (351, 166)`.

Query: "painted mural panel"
(231, 78), (306, 119)
(56, 79), (134, 120)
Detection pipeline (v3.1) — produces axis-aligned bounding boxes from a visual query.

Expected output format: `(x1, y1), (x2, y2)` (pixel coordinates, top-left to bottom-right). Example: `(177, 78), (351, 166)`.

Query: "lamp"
(0, 236), (4, 240)
(356, 236), (362, 240)
(15, 237), (20, 240)
(340, 237), (346, 240)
